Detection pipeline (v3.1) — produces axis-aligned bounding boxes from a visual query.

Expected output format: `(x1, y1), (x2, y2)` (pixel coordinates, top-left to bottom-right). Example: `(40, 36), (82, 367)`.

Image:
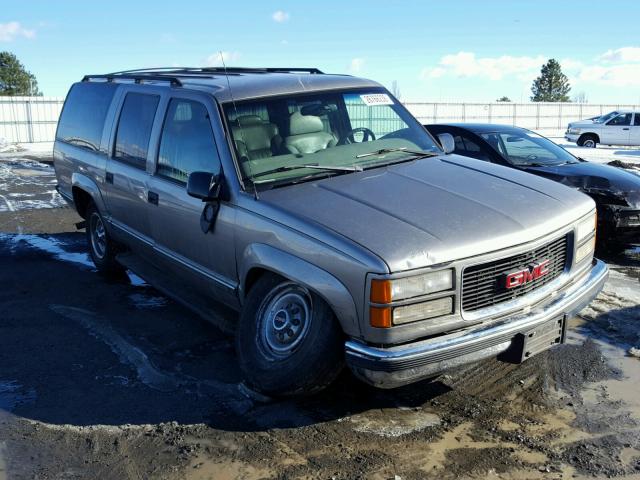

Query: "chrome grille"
(461, 235), (568, 312)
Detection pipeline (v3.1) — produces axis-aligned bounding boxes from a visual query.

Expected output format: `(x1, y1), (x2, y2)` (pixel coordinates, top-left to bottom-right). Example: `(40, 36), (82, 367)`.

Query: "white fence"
(0, 96), (638, 144)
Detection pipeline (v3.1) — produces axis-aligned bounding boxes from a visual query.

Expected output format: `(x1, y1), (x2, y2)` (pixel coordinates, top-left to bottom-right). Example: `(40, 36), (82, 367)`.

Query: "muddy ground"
(1, 156), (640, 479)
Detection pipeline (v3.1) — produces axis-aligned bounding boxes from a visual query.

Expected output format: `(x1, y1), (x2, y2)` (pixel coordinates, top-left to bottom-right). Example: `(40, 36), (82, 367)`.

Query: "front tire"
(236, 273), (344, 397)
(86, 202), (123, 275)
(578, 134), (597, 148)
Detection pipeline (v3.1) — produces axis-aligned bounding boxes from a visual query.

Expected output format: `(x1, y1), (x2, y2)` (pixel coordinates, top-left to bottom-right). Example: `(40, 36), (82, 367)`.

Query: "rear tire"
(236, 273), (344, 397)
(86, 202), (124, 275)
(578, 134), (597, 148)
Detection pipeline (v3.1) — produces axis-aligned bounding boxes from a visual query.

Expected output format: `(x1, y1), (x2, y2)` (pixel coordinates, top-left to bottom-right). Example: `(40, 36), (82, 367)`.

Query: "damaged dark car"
(425, 123), (640, 253)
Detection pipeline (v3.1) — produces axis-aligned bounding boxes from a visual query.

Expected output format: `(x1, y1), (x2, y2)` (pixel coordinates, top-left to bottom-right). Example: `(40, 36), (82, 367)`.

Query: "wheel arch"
(239, 244), (360, 338)
(71, 172), (108, 219)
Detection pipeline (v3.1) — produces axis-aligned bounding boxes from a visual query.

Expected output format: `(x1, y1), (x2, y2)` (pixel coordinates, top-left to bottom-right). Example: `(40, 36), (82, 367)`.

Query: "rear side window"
(635, 114), (640, 126)
(56, 82), (117, 151)
(113, 92), (160, 169)
(157, 99), (221, 183)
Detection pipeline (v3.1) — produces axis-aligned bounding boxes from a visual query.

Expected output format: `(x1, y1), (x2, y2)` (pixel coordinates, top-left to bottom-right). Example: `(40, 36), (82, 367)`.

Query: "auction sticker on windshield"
(360, 93), (394, 106)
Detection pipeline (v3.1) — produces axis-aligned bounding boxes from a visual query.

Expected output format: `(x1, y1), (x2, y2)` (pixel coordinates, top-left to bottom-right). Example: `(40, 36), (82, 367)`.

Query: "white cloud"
(598, 47), (640, 63)
(272, 10), (290, 23)
(0, 22), (35, 42)
(420, 48), (640, 88)
(348, 58), (365, 73)
(204, 51), (241, 67)
(421, 51), (545, 81)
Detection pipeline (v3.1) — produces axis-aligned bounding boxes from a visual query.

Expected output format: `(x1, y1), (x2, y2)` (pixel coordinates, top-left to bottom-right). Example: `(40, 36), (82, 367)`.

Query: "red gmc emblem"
(505, 260), (550, 289)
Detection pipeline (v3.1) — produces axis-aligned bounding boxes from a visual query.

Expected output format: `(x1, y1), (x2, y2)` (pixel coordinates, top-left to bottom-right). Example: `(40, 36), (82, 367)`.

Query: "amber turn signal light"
(370, 279), (392, 304)
(370, 306), (392, 328)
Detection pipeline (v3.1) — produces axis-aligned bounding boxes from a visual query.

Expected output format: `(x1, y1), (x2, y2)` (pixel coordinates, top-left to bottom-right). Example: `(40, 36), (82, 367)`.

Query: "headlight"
(575, 236), (596, 263)
(569, 128), (581, 134)
(371, 269), (454, 302)
(576, 213), (597, 243)
(392, 297), (453, 325)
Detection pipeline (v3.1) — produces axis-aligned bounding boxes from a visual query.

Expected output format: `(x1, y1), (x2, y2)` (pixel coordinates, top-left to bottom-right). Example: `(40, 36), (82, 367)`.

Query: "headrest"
(288, 111), (324, 136)
(235, 115), (264, 126)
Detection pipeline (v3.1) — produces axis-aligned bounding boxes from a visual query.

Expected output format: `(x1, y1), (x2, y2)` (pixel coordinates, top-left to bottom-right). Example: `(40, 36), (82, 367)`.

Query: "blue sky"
(3, 0), (640, 103)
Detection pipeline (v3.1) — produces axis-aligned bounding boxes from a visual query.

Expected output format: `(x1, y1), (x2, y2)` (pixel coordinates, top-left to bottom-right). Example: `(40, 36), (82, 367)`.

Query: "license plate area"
(499, 316), (566, 364)
(519, 316), (566, 362)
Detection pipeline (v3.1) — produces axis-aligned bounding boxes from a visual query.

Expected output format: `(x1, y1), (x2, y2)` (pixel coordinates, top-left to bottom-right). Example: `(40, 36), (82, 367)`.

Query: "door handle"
(148, 191), (159, 205)
(105, 172), (114, 184)
(623, 128), (630, 131)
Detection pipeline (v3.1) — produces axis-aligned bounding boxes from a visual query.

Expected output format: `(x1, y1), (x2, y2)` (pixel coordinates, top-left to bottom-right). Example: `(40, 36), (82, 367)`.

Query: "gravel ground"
(0, 153), (639, 479)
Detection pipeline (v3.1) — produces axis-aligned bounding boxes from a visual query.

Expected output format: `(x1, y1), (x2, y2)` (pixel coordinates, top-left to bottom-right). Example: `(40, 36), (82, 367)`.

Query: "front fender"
(71, 172), (108, 215)
(239, 243), (360, 338)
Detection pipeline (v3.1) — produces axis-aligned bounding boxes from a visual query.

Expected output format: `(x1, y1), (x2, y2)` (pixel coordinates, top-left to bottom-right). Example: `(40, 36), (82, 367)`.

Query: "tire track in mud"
(49, 304), (254, 416)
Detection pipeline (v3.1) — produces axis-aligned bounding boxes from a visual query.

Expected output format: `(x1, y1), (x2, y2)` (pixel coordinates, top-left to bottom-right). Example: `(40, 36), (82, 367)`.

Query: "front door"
(630, 113), (640, 146)
(601, 112), (632, 145)
(147, 96), (237, 304)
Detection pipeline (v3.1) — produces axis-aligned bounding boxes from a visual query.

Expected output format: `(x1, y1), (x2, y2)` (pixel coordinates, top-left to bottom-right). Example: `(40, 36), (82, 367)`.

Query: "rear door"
(103, 88), (162, 255)
(601, 113), (632, 145)
(147, 94), (237, 304)
(630, 113), (640, 146)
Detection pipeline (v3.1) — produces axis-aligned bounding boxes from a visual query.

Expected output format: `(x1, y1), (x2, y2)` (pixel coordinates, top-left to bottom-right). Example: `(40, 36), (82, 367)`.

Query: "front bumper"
(565, 133), (580, 142)
(345, 259), (608, 388)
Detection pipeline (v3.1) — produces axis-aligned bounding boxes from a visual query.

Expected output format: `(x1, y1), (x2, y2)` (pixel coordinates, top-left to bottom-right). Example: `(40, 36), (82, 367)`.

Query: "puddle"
(347, 407), (441, 437)
(0, 381), (36, 411)
(128, 293), (168, 309)
(0, 234), (94, 269)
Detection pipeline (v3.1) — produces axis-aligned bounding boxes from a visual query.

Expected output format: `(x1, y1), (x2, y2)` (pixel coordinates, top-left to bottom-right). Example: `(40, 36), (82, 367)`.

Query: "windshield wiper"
(251, 163), (362, 180)
(355, 147), (439, 159)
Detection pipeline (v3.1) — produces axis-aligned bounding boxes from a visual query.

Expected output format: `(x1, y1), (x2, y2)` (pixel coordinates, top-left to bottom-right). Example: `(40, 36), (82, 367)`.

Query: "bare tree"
(572, 91), (588, 103)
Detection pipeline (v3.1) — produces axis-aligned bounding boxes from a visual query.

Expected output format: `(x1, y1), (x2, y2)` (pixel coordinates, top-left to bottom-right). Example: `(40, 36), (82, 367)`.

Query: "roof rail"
(106, 67), (324, 76)
(82, 74), (183, 86)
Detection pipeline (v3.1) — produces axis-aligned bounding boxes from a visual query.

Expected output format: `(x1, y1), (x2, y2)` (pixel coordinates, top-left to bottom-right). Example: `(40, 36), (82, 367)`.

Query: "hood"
(522, 162), (640, 209)
(259, 155), (594, 272)
(569, 120), (597, 128)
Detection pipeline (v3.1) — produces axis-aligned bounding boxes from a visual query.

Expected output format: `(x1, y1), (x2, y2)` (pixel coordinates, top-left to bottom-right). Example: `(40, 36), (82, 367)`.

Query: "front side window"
(452, 133), (491, 161)
(607, 113), (632, 126)
(157, 99), (221, 183)
(480, 130), (577, 167)
(113, 92), (160, 169)
(223, 89), (441, 188)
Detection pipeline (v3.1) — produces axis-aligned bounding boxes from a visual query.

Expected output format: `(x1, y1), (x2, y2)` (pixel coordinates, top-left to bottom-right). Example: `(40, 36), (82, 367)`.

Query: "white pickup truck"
(566, 110), (640, 147)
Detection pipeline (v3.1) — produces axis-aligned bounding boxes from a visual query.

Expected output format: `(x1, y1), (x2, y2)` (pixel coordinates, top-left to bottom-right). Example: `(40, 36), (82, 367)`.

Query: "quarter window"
(157, 99), (221, 183)
(56, 82), (117, 151)
(113, 93), (160, 169)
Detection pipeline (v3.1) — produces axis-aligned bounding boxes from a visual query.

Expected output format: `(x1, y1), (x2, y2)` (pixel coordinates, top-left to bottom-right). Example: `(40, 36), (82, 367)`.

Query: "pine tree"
(0, 51), (41, 96)
(530, 59), (570, 102)
(496, 96), (511, 102)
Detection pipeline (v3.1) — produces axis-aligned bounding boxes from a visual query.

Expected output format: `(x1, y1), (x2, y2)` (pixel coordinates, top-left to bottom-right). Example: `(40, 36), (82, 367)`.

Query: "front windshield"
(479, 130), (578, 167)
(223, 89), (441, 187)
(595, 111), (618, 124)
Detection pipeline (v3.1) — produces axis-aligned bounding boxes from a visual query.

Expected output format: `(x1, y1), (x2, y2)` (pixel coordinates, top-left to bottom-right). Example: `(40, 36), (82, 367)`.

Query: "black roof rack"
(106, 67), (324, 76)
(82, 67), (326, 88)
(82, 74), (183, 86)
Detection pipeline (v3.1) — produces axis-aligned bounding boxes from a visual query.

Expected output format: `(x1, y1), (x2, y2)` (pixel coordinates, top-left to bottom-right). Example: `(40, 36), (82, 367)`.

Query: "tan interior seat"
(231, 115), (281, 161)
(284, 112), (337, 154)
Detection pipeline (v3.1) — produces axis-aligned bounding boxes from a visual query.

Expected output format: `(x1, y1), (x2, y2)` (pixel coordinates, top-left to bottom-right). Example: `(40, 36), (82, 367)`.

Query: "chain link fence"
(1, 97), (638, 143)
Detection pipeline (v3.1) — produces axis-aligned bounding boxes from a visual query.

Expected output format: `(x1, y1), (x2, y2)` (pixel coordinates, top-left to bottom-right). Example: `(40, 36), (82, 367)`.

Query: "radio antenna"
(220, 51), (259, 200)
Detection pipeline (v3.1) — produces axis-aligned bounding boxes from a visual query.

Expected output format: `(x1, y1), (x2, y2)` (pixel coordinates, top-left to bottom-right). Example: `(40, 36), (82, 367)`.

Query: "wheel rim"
(258, 284), (312, 356)
(90, 212), (107, 259)
(584, 139), (595, 148)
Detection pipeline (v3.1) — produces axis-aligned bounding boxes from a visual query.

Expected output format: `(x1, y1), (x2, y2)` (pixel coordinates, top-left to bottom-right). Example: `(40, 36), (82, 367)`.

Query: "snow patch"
(128, 293), (167, 309)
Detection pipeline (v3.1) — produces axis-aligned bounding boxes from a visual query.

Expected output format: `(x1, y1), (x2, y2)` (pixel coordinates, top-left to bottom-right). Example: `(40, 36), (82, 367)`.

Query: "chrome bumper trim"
(345, 259), (608, 388)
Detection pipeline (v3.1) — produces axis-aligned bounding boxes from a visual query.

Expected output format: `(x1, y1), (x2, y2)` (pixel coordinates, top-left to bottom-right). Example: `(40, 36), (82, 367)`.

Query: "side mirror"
(187, 171), (222, 202)
(437, 133), (455, 154)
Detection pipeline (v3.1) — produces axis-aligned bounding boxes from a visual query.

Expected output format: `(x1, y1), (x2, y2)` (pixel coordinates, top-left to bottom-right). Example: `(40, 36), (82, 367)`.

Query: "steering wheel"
(338, 127), (376, 145)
